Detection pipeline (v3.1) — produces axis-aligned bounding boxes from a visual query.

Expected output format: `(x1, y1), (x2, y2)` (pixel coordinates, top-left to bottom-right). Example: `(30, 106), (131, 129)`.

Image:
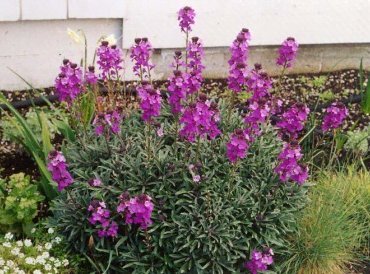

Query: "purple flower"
(178, 6), (196, 33)
(88, 178), (102, 187)
(274, 142), (309, 185)
(244, 99), (271, 127)
(54, 59), (83, 103)
(228, 29), (251, 92)
(93, 110), (122, 136)
(186, 37), (205, 95)
(137, 81), (162, 122)
(276, 37), (299, 68)
(244, 248), (274, 274)
(130, 37), (155, 79)
(117, 193), (154, 230)
(246, 64), (272, 100)
(276, 103), (310, 140)
(171, 50), (185, 69)
(322, 102), (348, 132)
(179, 94), (221, 143)
(85, 66), (98, 85)
(97, 41), (123, 80)
(88, 201), (118, 238)
(168, 70), (187, 114)
(226, 129), (250, 163)
(47, 150), (73, 192)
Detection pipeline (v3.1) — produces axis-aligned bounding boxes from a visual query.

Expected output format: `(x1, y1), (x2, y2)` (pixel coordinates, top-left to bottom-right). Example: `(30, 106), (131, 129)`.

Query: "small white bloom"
(0, 258), (4, 266)
(35, 256), (46, 265)
(54, 259), (61, 268)
(6, 260), (15, 267)
(62, 259), (69, 266)
(4, 232), (13, 240)
(67, 28), (82, 44)
(25, 257), (35, 265)
(104, 34), (117, 45)
(10, 247), (20, 255)
(2, 242), (11, 248)
(41, 252), (49, 259)
(18, 253), (25, 258)
(44, 242), (52, 250)
(24, 239), (32, 247)
(36, 245), (43, 251)
(47, 228), (54, 234)
(16, 240), (23, 247)
(16, 270), (25, 274)
(31, 228), (36, 234)
(33, 270), (42, 274)
(53, 237), (62, 244)
(0, 271), (4, 274)
(44, 264), (52, 271)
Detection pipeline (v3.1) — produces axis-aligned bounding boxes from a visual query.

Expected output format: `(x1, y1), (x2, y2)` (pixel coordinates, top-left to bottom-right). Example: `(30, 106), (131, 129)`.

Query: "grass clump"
(282, 167), (370, 274)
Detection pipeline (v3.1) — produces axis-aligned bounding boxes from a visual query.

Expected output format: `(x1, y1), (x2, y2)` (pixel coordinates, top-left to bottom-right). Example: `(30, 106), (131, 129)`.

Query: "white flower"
(31, 228), (36, 234)
(2, 242), (11, 248)
(41, 252), (49, 259)
(33, 270), (42, 274)
(104, 34), (117, 45)
(62, 259), (69, 266)
(47, 228), (54, 234)
(0, 271), (4, 274)
(44, 243), (52, 250)
(0, 258), (4, 266)
(54, 259), (61, 268)
(25, 257), (35, 265)
(67, 28), (83, 44)
(16, 270), (25, 274)
(6, 260), (15, 267)
(4, 233), (13, 240)
(18, 253), (25, 258)
(36, 245), (43, 252)
(24, 239), (32, 247)
(44, 264), (52, 271)
(16, 240), (23, 247)
(53, 237), (62, 244)
(35, 256), (46, 265)
(10, 247), (20, 255)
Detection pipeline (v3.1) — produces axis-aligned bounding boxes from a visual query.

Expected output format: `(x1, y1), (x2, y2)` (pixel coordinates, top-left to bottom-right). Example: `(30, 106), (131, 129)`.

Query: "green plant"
(0, 94), (61, 200)
(345, 126), (370, 155)
(0, 173), (44, 235)
(281, 168), (370, 274)
(359, 59), (370, 114)
(311, 76), (327, 89)
(50, 104), (308, 273)
(318, 90), (335, 102)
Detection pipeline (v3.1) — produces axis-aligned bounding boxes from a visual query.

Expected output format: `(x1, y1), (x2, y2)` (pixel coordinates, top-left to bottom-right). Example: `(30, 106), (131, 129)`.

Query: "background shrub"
(50, 105), (308, 273)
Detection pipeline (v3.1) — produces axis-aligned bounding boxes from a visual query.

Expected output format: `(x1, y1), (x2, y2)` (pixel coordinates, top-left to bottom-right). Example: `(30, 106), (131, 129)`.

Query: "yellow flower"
(67, 28), (82, 44)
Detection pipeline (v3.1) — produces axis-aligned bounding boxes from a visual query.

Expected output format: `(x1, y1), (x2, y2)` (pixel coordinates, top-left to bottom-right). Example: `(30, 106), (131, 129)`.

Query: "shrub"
(281, 168), (370, 274)
(50, 105), (308, 273)
(0, 173), (44, 235)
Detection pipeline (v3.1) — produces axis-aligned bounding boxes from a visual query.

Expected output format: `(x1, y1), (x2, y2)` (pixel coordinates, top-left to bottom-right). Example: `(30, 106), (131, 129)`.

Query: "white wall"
(0, 0), (370, 91)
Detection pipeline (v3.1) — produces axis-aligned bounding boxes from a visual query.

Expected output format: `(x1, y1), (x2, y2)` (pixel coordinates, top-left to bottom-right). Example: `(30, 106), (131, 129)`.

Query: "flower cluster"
(228, 29), (251, 92)
(246, 64), (272, 100)
(88, 178), (102, 187)
(276, 103), (310, 140)
(226, 129), (251, 163)
(96, 40), (123, 80)
(137, 82), (162, 122)
(322, 102), (348, 132)
(117, 193), (154, 230)
(274, 142), (308, 185)
(186, 37), (205, 94)
(177, 6), (195, 33)
(168, 70), (187, 114)
(171, 50), (184, 69)
(92, 110), (121, 136)
(276, 37), (299, 68)
(85, 66), (98, 85)
(130, 37), (154, 79)
(54, 59), (83, 103)
(244, 248), (274, 274)
(47, 151), (73, 192)
(0, 232), (69, 274)
(88, 201), (118, 238)
(179, 94), (221, 142)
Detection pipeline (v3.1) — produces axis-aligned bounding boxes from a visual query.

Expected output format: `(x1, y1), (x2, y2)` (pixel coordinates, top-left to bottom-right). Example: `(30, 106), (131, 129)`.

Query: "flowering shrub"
(0, 232), (70, 274)
(43, 5), (356, 273)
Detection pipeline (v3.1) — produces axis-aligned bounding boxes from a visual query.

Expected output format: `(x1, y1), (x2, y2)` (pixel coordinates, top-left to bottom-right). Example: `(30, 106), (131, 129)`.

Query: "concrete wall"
(0, 0), (370, 91)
